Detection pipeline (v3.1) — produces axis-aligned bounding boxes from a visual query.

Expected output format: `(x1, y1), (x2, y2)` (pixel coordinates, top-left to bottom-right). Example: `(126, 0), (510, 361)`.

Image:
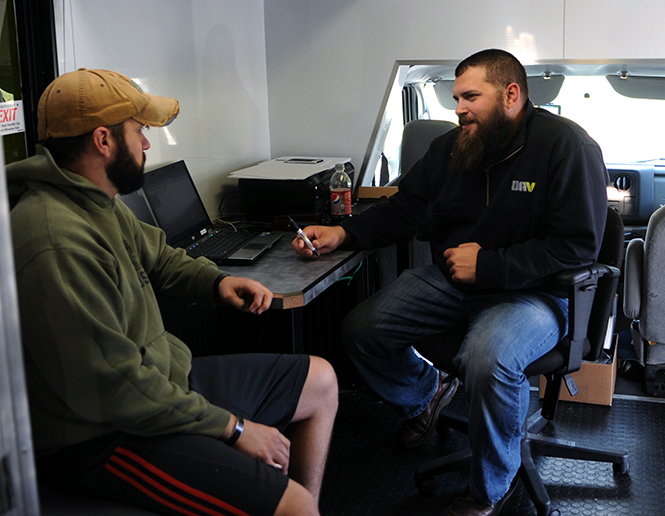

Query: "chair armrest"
(556, 262), (621, 287)
(623, 238), (644, 320)
(555, 261), (621, 372)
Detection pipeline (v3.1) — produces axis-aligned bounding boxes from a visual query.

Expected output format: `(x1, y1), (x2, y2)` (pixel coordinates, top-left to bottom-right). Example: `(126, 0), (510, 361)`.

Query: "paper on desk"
(229, 157), (352, 180)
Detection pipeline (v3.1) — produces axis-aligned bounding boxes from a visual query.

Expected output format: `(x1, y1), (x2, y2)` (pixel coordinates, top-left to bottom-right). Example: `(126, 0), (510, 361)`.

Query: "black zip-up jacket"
(342, 102), (609, 296)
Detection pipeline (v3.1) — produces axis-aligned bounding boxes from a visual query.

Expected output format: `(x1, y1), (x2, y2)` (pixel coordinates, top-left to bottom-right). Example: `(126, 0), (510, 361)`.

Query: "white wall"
(565, 0), (665, 59)
(264, 0), (665, 180)
(50, 0), (665, 215)
(52, 0), (271, 218)
(264, 0), (565, 180)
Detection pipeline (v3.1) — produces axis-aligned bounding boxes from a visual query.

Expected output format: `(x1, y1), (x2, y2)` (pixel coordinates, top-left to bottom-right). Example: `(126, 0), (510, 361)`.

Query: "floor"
(319, 366), (665, 516)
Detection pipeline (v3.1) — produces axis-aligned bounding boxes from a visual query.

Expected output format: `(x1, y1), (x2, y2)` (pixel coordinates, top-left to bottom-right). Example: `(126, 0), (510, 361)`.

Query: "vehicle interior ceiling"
(357, 59), (665, 233)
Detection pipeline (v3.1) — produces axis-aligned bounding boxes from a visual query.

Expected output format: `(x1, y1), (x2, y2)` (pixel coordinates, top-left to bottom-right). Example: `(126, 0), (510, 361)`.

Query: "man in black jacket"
(292, 49), (608, 516)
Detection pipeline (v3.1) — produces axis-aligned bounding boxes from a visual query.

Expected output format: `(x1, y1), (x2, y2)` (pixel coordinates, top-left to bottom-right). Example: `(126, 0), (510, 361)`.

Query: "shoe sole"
(403, 377), (459, 449)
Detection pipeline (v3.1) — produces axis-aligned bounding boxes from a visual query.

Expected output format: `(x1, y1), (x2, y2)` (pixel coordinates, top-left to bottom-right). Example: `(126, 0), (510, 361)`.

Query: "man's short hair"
(42, 122), (125, 169)
(455, 49), (529, 100)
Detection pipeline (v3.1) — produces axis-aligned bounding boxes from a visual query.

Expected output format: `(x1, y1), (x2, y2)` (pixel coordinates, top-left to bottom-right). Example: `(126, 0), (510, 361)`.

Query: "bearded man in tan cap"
(8, 69), (337, 516)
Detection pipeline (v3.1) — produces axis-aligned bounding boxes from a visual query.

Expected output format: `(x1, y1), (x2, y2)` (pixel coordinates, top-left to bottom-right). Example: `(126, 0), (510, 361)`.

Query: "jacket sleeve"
(476, 142), (609, 291)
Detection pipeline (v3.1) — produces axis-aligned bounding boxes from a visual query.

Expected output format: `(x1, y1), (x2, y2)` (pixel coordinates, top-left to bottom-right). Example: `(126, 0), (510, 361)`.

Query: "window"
(357, 60), (665, 193)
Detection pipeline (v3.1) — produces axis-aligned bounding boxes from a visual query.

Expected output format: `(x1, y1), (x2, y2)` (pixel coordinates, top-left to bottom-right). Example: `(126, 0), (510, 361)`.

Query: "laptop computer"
(135, 160), (282, 265)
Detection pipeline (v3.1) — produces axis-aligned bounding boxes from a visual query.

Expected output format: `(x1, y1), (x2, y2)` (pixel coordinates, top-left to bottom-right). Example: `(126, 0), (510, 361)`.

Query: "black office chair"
(413, 206), (629, 516)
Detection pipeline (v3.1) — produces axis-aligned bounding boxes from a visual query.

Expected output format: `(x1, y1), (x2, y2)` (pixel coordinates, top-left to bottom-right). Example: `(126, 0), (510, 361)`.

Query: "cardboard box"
(539, 343), (618, 406)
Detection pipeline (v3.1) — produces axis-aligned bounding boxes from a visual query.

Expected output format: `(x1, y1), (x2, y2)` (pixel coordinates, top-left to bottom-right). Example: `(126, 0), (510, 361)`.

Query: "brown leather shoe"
(444, 476), (519, 516)
(397, 371), (459, 449)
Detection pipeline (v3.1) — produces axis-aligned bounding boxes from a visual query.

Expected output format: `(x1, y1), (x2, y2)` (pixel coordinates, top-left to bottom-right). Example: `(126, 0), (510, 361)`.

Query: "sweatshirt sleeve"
(16, 227), (231, 444)
(126, 210), (224, 303)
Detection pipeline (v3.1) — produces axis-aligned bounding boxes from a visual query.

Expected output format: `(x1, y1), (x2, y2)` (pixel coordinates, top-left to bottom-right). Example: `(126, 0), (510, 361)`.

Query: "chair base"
(414, 409), (629, 516)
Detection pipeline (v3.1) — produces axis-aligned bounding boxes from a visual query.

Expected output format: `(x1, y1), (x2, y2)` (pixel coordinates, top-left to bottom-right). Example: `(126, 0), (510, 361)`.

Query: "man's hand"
(443, 242), (481, 284)
(217, 276), (273, 314)
(223, 417), (291, 474)
(290, 225), (349, 258)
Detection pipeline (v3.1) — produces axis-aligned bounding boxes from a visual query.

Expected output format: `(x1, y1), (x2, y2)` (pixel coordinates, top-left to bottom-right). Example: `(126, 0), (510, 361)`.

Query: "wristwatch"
(225, 414), (244, 447)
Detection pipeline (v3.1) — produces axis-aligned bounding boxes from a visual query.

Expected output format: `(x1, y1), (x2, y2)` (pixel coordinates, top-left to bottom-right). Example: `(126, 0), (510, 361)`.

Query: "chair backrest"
(398, 119), (457, 180)
(585, 206), (625, 361)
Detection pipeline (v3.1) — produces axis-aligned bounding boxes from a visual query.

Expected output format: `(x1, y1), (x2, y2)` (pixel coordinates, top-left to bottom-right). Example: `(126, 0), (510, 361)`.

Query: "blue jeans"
(341, 264), (568, 504)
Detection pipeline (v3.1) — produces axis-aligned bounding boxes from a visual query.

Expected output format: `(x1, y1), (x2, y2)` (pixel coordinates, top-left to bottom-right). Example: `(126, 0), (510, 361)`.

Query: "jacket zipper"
(483, 145), (524, 205)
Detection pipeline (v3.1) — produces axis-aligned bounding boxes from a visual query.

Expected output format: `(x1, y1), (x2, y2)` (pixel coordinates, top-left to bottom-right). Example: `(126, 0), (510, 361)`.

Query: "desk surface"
(219, 234), (367, 310)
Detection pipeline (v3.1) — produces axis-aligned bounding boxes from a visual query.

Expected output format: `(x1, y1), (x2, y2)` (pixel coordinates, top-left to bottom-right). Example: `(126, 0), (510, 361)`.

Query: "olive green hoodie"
(8, 146), (230, 456)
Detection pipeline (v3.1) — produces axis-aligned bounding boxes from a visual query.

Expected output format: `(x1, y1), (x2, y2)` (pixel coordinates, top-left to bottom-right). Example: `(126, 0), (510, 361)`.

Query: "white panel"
(0, 139), (40, 516)
(565, 0), (665, 59)
(264, 0), (565, 175)
(51, 0), (270, 219)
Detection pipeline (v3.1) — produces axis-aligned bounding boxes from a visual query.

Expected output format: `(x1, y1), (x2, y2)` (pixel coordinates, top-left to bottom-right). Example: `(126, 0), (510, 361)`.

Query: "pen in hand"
(288, 216), (319, 256)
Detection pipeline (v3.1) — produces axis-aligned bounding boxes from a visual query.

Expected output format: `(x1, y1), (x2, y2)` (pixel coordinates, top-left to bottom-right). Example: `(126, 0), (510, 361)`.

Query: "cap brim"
(133, 93), (179, 127)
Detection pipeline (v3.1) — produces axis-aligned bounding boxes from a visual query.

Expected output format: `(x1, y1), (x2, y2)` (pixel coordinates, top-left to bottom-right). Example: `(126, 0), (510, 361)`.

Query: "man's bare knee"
(274, 480), (319, 516)
(309, 356), (338, 403)
(293, 357), (338, 423)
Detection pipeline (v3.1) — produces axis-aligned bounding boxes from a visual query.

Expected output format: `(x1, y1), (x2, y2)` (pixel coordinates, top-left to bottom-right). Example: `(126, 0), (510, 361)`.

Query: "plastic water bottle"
(330, 163), (352, 220)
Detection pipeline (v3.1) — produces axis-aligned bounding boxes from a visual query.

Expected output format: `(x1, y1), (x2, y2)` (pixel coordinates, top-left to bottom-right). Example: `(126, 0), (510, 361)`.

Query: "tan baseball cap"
(37, 68), (180, 141)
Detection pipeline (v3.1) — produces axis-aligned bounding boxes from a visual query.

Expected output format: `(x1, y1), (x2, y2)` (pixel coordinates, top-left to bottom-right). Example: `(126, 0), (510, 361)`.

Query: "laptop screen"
(142, 160), (212, 248)
(118, 189), (157, 226)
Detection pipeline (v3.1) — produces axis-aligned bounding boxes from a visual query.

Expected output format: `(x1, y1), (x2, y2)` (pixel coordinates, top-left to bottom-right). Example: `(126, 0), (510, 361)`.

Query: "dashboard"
(606, 162), (665, 226)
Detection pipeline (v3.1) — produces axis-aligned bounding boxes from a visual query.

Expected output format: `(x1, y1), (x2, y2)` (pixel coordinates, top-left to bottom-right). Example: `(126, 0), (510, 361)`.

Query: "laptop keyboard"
(186, 230), (255, 259)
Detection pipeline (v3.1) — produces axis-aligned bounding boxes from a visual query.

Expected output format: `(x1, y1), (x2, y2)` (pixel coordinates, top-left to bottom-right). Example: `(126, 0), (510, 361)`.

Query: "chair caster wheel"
(415, 477), (439, 497)
(613, 458), (629, 475)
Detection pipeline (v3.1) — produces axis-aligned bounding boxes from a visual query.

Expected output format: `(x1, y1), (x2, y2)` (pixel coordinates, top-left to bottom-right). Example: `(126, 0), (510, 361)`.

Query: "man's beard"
(451, 102), (515, 172)
(106, 135), (146, 195)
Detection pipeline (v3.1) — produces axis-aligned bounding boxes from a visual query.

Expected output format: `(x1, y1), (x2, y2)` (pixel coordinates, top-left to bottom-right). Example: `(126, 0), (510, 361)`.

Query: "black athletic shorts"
(36, 353), (310, 516)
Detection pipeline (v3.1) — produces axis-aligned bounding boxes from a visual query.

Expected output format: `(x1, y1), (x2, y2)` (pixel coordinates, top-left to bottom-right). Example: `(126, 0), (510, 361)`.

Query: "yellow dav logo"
(511, 180), (536, 192)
